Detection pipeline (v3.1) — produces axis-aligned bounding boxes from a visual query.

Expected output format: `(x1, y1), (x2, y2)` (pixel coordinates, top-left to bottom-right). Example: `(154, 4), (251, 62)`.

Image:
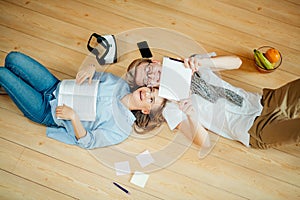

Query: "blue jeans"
(0, 52), (59, 127)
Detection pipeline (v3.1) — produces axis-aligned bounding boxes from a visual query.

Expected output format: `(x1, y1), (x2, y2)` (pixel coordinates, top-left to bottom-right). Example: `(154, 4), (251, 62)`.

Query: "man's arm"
(203, 55), (242, 71)
(184, 55), (242, 72)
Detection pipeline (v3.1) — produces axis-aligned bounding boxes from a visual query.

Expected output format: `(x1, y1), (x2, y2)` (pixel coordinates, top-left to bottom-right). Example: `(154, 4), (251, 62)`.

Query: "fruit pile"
(254, 47), (281, 70)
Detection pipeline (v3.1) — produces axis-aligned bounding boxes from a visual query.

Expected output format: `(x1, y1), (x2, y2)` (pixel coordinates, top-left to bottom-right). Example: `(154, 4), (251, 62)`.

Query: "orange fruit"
(265, 48), (280, 63)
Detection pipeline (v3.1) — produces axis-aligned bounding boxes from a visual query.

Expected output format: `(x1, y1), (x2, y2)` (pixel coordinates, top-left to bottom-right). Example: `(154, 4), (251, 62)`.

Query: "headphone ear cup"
(87, 33), (103, 52)
(99, 35), (117, 64)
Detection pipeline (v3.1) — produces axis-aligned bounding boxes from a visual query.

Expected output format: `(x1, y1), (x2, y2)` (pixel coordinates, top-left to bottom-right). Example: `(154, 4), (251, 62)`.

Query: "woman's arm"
(76, 64), (96, 85)
(177, 116), (211, 147)
(56, 105), (87, 139)
(176, 100), (210, 147)
(55, 104), (129, 149)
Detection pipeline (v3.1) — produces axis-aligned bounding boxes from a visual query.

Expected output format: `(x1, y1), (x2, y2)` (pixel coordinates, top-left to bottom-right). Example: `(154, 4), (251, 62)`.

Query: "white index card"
(114, 161), (131, 176)
(130, 171), (149, 188)
(136, 150), (155, 168)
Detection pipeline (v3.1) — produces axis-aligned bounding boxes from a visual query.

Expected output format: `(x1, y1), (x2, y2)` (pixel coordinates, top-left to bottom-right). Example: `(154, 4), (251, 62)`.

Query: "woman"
(124, 56), (300, 149)
(0, 51), (166, 149)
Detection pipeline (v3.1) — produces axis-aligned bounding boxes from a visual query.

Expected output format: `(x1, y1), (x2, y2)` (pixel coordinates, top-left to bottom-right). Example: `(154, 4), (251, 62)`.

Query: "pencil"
(113, 182), (130, 195)
(168, 57), (184, 63)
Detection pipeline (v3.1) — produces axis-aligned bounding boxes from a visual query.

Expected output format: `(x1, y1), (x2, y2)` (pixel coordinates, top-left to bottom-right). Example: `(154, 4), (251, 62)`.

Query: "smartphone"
(137, 41), (153, 58)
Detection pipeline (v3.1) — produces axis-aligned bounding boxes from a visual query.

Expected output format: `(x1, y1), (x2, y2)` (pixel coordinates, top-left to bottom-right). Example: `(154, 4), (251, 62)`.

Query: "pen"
(168, 57), (184, 63)
(113, 182), (130, 195)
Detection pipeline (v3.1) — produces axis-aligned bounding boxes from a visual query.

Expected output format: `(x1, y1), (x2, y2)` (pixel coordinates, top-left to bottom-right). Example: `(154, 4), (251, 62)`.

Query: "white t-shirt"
(162, 67), (263, 147)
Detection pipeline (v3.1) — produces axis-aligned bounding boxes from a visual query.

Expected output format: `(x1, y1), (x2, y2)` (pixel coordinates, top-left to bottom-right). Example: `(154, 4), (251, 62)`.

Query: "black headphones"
(87, 33), (115, 65)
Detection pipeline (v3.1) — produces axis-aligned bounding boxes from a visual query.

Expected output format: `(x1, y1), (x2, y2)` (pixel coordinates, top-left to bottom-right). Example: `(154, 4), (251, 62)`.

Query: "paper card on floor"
(136, 150), (154, 168)
(114, 161), (131, 176)
(130, 171), (149, 188)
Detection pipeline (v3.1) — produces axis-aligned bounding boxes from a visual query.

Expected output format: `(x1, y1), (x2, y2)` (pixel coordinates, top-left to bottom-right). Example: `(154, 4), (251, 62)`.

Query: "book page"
(58, 80), (99, 121)
(158, 57), (192, 101)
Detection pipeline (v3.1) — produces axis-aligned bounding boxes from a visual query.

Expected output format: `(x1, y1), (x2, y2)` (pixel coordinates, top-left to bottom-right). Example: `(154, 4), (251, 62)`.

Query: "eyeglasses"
(143, 62), (154, 86)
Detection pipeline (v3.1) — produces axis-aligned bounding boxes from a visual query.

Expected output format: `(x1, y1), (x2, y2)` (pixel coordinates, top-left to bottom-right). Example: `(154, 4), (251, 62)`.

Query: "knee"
(6, 51), (20, 61)
(5, 51), (26, 66)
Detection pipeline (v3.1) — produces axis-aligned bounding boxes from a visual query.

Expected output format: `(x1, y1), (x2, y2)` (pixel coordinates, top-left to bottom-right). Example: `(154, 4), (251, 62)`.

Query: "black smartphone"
(137, 41), (153, 58)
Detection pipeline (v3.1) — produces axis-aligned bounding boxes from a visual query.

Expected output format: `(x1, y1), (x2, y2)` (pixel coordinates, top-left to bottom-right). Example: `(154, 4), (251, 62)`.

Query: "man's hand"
(56, 104), (76, 120)
(184, 57), (202, 74)
(76, 64), (96, 84)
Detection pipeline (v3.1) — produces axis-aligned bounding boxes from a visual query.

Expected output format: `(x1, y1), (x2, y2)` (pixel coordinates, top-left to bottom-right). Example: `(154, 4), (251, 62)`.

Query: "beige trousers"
(249, 78), (300, 149)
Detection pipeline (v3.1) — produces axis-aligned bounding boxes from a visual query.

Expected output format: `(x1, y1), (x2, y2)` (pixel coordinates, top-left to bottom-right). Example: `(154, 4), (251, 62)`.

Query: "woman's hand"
(56, 104), (76, 120)
(76, 64), (96, 84)
(178, 98), (195, 117)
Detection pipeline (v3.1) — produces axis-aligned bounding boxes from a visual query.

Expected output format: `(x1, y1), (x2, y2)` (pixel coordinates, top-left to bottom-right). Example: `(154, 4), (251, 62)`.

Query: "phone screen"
(137, 41), (153, 58)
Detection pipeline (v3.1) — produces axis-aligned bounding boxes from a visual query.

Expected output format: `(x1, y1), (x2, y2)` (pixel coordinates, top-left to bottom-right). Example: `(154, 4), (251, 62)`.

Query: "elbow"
(193, 136), (210, 147)
(193, 129), (211, 148)
(77, 131), (95, 149)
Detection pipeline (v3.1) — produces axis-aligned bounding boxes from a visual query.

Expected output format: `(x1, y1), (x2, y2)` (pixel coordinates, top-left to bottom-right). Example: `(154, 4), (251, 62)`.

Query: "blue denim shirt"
(46, 72), (136, 149)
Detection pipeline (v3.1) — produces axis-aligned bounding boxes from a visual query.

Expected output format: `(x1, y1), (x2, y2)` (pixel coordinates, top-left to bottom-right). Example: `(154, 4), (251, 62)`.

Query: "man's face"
(135, 61), (162, 87)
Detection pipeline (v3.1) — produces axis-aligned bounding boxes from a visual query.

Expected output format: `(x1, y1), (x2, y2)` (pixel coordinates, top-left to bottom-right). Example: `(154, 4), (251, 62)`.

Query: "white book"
(57, 80), (99, 121)
(158, 57), (192, 101)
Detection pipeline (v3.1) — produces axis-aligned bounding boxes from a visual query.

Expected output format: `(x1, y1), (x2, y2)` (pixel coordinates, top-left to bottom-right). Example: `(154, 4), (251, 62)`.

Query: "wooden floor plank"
(0, 138), (162, 200)
(0, 0), (91, 55)
(217, 0), (300, 27)
(8, 1), (300, 78)
(213, 139), (300, 187)
(149, 0), (300, 49)
(286, 0), (300, 5)
(0, 25), (84, 76)
(10, 0), (300, 75)
(1, 107), (299, 199)
(86, 0), (300, 75)
(0, 170), (76, 200)
(274, 144), (300, 158)
(0, 109), (247, 199)
(8, 0), (143, 34)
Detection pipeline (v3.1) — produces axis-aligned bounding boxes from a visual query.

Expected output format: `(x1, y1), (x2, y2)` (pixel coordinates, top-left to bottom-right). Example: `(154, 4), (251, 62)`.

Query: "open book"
(158, 57), (192, 101)
(57, 80), (99, 121)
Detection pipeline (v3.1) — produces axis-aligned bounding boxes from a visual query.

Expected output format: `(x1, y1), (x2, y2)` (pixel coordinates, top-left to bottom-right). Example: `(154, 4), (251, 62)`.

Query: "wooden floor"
(0, 0), (299, 199)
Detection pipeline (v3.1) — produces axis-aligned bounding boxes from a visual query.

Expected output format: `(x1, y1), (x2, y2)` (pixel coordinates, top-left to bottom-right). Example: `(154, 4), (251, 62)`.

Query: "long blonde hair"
(132, 97), (167, 134)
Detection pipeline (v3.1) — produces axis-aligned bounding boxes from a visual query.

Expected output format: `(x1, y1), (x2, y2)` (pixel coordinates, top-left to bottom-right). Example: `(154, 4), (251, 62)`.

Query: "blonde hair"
(132, 97), (167, 134)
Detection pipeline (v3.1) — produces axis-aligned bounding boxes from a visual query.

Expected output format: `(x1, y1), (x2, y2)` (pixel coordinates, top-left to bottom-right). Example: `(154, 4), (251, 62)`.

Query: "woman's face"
(132, 87), (164, 114)
(135, 61), (162, 87)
